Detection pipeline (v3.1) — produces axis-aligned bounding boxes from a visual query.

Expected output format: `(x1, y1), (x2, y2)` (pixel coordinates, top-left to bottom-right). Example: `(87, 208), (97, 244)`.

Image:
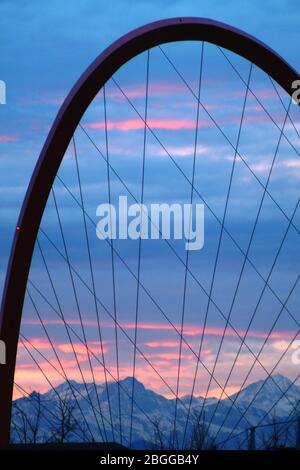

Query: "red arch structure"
(0, 17), (299, 448)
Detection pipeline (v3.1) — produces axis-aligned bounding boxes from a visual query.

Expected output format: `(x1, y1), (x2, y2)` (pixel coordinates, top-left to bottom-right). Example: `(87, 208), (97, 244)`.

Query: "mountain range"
(11, 374), (300, 449)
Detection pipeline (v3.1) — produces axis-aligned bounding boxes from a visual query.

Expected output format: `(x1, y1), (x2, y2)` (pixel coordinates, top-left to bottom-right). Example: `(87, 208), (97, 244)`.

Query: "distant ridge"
(12, 374), (300, 449)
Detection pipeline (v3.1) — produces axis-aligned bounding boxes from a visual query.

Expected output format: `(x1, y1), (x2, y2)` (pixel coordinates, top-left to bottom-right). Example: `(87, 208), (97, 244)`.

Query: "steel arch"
(0, 17), (299, 448)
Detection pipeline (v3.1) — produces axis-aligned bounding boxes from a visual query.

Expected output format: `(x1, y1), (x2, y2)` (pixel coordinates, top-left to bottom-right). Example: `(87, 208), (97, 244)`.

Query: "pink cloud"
(23, 318), (102, 327)
(146, 340), (191, 348)
(106, 82), (189, 100)
(19, 338), (108, 357)
(0, 135), (18, 142)
(145, 340), (208, 349)
(14, 335), (299, 401)
(146, 352), (194, 361)
(19, 338), (51, 350)
(22, 319), (297, 341)
(145, 350), (211, 361)
(84, 107), (284, 135)
(84, 118), (213, 132)
(107, 82), (279, 105)
(122, 322), (297, 341)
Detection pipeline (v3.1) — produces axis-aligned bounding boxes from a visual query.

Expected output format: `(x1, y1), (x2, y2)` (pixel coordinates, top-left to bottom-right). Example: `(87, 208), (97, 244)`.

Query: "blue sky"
(1, 1), (300, 399)
(1, 0), (300, 284)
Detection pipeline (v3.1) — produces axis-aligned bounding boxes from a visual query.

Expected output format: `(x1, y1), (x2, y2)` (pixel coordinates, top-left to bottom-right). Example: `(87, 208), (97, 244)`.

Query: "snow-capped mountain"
(228, 374), (300, 415)
(11, 374), (300, 449)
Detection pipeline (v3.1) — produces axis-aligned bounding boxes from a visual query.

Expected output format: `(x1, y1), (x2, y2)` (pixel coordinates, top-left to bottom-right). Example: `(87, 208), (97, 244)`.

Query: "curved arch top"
(0, 17), (299, 448)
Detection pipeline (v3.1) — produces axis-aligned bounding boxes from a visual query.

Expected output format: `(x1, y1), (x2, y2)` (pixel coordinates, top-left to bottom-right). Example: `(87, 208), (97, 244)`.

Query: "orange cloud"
(58, 342), (108, 355)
